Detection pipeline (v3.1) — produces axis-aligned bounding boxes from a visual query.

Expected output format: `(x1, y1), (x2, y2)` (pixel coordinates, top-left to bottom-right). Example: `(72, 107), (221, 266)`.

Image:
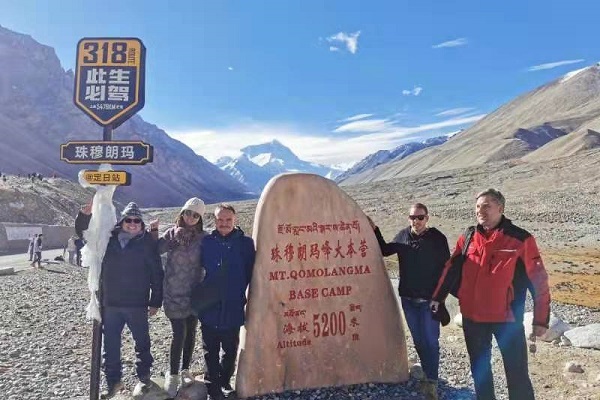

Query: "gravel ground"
(1, 264), (599, 400)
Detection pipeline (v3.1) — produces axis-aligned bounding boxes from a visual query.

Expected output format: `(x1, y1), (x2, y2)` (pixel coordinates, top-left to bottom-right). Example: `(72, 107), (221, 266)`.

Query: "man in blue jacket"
(199, 204), (255, 400)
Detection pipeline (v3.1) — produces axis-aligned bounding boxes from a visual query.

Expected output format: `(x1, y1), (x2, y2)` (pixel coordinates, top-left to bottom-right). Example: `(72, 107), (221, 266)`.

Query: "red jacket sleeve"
(522, 236), (551, 327)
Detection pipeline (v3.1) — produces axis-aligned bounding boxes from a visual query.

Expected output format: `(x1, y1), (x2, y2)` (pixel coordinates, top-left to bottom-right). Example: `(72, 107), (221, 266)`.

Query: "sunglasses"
(183, 210), (201, 219)
(408, 215), (427, 221)
(124, 218), (142, 224)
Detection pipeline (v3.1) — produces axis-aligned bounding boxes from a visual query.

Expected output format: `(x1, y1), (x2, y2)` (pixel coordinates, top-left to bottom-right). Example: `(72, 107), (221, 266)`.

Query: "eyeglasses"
(124, 218), (142, 224)
(183, 210), (201, 219)
(408, 215), (427, 221)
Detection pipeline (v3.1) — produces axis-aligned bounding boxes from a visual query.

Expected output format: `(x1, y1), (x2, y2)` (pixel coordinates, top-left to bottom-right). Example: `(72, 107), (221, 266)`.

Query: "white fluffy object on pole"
(78, 165), (117, 322)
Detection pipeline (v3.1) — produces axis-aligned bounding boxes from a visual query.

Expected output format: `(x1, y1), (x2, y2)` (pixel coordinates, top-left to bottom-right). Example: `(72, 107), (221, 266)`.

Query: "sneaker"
(100, 381), (124, 399)
(221, 381), (233, 392)
(164, 372), (180, 397)
(420, 379), (438, 400)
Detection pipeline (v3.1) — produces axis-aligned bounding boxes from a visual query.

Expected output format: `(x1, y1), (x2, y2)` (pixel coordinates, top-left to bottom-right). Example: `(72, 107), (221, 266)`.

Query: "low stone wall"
(0, 223), (74, 253)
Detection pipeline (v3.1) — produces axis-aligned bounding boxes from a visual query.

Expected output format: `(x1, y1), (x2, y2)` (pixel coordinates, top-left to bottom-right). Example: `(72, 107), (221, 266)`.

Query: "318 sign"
(81, 41), (130, 64)
(74, 38), (146, 128)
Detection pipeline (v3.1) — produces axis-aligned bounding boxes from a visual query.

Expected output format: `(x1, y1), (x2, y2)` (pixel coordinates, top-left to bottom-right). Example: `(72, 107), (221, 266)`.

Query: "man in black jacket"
(76, 201), (164, 399)
(370, 203), (450, 400)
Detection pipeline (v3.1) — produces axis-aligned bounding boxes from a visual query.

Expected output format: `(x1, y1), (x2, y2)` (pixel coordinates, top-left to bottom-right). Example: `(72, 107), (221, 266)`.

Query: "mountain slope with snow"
(216, 140), (344, 193)
(336, 135), (448, 183)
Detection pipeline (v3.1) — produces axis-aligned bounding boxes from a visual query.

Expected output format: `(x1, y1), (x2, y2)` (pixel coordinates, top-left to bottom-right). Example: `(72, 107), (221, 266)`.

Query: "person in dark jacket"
(369, 203), (450, 400)
(76, 201), (164, 399)
(199, 204), (255, 400)
(431, 189), (550, 400)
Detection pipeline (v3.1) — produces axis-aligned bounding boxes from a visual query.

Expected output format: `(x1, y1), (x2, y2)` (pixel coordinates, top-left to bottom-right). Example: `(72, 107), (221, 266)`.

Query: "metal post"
(103, 126), (113, 142)
(90, 125), (113, 400)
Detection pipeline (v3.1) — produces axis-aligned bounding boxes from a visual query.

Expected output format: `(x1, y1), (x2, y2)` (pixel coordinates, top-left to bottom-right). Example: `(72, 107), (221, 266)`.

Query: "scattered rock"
(563, 362), (584, 373)
(453, 313), (463, 328)
(524, 312), (571, 342)
(564, 324), (600, 349)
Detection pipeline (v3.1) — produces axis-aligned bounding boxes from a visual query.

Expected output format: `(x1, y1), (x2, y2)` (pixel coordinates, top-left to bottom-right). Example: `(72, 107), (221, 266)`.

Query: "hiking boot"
(164, 372), (180, 397)
(100, 381), (124, 399)
(420, 379), (438, 400)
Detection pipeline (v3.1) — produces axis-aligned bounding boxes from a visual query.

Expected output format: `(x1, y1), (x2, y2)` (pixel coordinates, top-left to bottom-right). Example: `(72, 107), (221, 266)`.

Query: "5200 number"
(313, 311), (346, 337)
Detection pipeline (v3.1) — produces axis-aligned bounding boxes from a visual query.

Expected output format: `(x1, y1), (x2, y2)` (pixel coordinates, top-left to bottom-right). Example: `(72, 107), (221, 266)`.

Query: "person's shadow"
(437, 379), (475, 399)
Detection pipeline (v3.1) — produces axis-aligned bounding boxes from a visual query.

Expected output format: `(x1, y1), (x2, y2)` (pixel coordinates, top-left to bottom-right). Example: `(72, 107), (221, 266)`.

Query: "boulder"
(523, 312), (571, 342)
(236, 173), (408, 398)
(453, 313), (463, 328)
(0, 267), (15, 276)
(564, 323), (600, 349)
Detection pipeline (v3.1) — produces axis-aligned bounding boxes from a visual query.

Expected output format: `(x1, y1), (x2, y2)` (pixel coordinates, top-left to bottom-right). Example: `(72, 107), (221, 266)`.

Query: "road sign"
(60, 141), (153, 165)
(74, 37), (146, 128)
(82, 170), (131, 186)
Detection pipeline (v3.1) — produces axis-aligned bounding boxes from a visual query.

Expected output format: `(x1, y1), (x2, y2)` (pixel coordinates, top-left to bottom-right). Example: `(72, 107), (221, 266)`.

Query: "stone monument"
(236, 173), (408, 398)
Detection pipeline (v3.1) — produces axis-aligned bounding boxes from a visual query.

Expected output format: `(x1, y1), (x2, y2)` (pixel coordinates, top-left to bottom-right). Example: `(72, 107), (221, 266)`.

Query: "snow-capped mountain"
(335, 135), (448, 182)
(216, 140), (345, 193)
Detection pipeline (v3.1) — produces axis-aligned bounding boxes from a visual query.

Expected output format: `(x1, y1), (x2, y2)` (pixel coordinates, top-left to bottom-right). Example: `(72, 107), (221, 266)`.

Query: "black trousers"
(201, 325), (240, 393)
(462, 318), (534, 400)
(169, 315), (198, 375)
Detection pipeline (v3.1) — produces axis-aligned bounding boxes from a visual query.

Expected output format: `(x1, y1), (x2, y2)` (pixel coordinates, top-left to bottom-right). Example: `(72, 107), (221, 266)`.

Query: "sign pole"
(89, 125), (113, 400)
(66, 37), (147, 399)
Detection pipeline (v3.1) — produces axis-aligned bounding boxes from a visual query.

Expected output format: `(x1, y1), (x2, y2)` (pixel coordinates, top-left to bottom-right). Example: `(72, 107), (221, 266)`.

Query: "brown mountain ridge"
(341, 63), (600, 184)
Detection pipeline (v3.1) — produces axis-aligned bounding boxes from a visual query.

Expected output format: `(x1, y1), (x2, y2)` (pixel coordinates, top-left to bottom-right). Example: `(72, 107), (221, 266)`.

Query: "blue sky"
(2, 0), (598, 167)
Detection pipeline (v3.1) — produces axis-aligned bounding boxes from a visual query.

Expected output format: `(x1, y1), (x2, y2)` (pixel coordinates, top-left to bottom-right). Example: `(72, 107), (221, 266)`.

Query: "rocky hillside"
(342, 63), (600, 184)
(0, 175), (94, 225)
(0, 25), (253, 207)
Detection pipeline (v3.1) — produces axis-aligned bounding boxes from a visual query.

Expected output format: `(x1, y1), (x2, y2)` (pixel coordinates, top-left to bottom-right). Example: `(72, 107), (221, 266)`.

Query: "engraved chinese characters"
(236, 173), (408, 397)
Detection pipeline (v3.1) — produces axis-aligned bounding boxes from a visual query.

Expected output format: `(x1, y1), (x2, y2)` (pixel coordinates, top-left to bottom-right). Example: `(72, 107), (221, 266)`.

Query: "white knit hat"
(180, 197), (205, 216)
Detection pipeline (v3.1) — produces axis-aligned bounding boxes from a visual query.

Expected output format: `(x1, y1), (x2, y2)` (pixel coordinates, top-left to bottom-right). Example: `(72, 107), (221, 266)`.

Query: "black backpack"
(447, 226), (475, 299)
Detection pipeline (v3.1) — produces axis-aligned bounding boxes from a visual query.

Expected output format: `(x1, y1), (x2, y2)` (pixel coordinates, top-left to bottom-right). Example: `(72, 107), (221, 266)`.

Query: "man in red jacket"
(430, 189), (550, 400)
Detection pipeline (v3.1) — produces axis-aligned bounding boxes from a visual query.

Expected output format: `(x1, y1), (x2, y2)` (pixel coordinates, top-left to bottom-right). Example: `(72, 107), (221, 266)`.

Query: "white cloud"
(346, 114), (486, 144)
(334, 119), (392, 133)
(339, 113), (374, 123)
(527, 59), (585, 72)
(327, 31), (361, 54)
(402, 86), (423, 96)
(436, 107), (475, 117)
(432, 38), (468, 49)
(167, 114), (485, 167)
(228, 66), (234, 71)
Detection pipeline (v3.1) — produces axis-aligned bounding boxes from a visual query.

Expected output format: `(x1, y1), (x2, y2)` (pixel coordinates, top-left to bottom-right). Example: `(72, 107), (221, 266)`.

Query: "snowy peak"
(241, 139), (300, 163)
(216, 140), (345, 193)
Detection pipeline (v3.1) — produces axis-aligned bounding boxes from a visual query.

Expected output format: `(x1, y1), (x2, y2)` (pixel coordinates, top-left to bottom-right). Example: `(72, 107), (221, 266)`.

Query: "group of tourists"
(75, 197), (255, 400)
(76, 187), (550, 400)
(371, 188), (551, 400)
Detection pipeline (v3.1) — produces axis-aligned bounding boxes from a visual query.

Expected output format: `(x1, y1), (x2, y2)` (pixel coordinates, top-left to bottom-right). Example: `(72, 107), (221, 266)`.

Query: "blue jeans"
(462, 318), (534, 400)
(401, 297), (440, 380)
(102, 307), (153, 385)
